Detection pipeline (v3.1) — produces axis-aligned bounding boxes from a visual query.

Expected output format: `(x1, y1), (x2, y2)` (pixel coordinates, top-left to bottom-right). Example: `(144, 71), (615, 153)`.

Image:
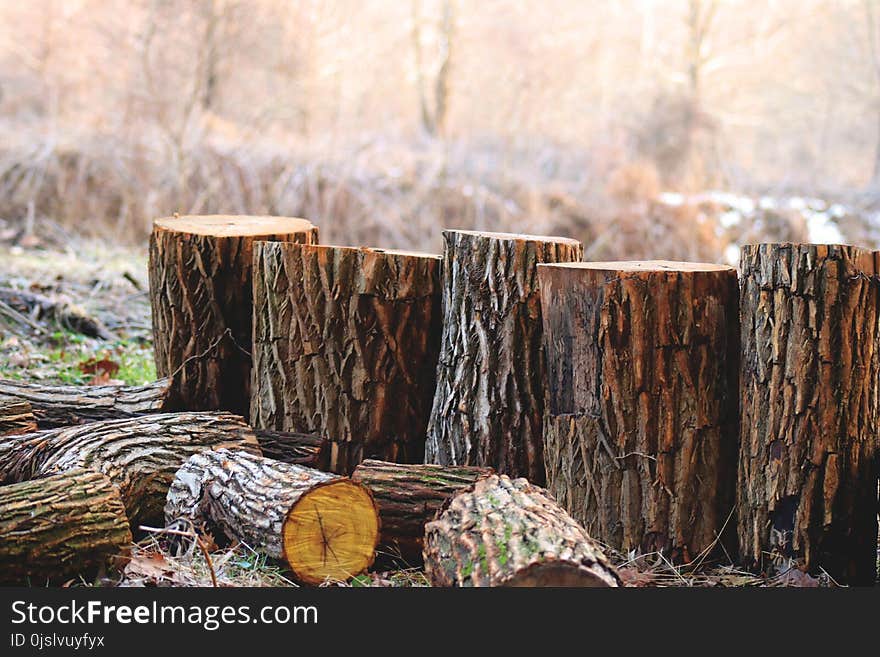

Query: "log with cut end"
(165, 449), (379, 585)
(150, 215), (319, 417)
(0, 396), (36, 436)
(0, 412), (259, 528)
(423, 474), (620, 587)
(0, 378), (170, 428)
(738, 243), (880, 585)
(351, 459), (492, 564)
(425, 230), (583, 483)
(0, 468), (132, 584)
(251, 242), (442, 474)
(539, 261), (739, 563)
(254, 429), (328, 469)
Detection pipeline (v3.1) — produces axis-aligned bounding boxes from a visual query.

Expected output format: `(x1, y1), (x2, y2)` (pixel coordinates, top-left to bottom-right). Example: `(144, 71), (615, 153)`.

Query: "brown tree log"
(0, 287), (113, 339)
(0, 396), (36, 436)
(254, 429), (328, 468)
(0, 378), (170, 428)
(251, 242), (442, 474)
(351, 459), (492, 564)
(538, 261), (739, 563)
(425, 230), (582, 483)
(165, 448), (379, 585)
(150, 215), (319, 418)
(0, 412), (259, 528)
(738, 243), (880, 585)
(0, 468), (132, 584)
(423, 474), (620, 587)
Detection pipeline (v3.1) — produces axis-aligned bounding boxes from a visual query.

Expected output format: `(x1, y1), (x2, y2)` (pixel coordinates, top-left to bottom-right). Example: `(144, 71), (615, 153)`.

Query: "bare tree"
(411, 0), (454, 136)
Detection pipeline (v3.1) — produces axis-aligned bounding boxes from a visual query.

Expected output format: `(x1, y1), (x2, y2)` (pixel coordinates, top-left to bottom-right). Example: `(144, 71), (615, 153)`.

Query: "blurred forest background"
(3, 0), (880, 263)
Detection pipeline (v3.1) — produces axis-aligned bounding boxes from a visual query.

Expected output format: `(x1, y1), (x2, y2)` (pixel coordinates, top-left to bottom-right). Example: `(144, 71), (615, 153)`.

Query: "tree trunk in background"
(738, 243), (880, 585)
(149, 215), (319, 418)
(425, 230), (582, 484)
(253, 429), (328, 469)
(251, 242), (442, 474)
(423, 474), (620, 587)
(0, 396), (36, 436)
(0, 469), (132, 584)
(539, 261), (739, 563)
(165, 448), (379, 585)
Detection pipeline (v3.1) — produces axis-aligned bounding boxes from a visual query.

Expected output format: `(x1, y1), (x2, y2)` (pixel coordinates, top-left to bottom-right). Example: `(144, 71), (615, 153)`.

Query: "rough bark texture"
(424, 474), (620, 587)
(0, 412), (259, 528)
(254, 429), (328, 468)
(425, 230), (583, 483)
(738, 243), (880, 585)
(150, 215), (319, 418)
(0, 468), (132, 584)
(0, 378), (170, 428)
(539, 261), (740, 563)
(0, 396), (36, 436)
(165, 448), (379, 585)
(351, 459), (492, 564)
(251, 242), (442, 474)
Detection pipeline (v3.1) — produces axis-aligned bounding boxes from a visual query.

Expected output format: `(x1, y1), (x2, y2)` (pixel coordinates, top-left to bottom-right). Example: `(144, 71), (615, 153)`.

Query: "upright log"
(0, 396), (36, 435)
(150, 215), (319, 417)
(425, 230), (583, 483)
(423, 474), (620, 587)
(538, 261), (739, 563)
(251, 242), (442, 474)
(738, 243), (880, 585)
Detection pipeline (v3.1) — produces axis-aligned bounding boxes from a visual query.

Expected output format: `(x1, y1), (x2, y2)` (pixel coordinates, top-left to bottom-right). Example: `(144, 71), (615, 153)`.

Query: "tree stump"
(0, 396), (36, 436)
(738, 243), (880, 585)
(251, 242), (442, 474)
(150, 215), (319, 418)
(423, 474), (620, 587)
(425, 230), (583, 483)
(538, 261), (740, 563)
(0, 468), (132, 584)
(165, 448), (379, 585)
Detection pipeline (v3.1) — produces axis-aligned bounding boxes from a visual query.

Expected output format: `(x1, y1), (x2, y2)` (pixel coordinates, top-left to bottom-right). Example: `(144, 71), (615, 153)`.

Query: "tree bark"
(539, 261), (739, 563)
(0, 412), (259, 528)
(165, 448), (379, 585)
(425, 230), (583, 483)
(351, 459), (492, 565)
(0, 468), (132, 584)
(253, 429), (328, 468)
(251, 242), (442, 474)
(738, 243), (880, 585)
(423, 474), (620, 587)
(0, 396), (36, 436)
(149, 215), (319, 418)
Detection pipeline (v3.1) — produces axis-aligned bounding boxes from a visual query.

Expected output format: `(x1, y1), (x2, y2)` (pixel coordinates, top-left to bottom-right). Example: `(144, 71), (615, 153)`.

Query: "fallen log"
(0, 468), (132, 584)
(0, 286), (113, 339)
(165, 449), (379, 585)
(0, 396), (36, 436)
(423, 474), (620, 587)
(351, 459), (492, 565)
(254, 429), (328, 468)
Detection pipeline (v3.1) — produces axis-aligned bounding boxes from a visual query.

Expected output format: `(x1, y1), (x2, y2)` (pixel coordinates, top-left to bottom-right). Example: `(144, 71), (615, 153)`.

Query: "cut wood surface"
(539, 260), (739, 562)
(165, 448), (379, 585)
(253, 429), (328, 468)
(150, 215), (319, 418)
(351, 459), (492, 564)
(0, 468), (132, 584)
(0, 396), (36, 436)
(423, 474), (620, 587)
(251, 242), (442, 474)
(425, 230), (583, 483)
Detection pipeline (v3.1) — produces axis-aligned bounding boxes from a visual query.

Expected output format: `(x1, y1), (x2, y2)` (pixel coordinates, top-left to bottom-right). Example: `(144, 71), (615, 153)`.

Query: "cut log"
(0, 412), (259, 528)
(149, 215), (319, 418)
(165, 448), (379, 585)
(538, 261), (739, 563)
(0, 396), (36, 436)
(423, 474), (620, 587)
(0, 378), (171, 428)
(251, 242), (442, 474)
(738, 243), (880, 585)
(0, 287), (113, 339)
(253, 429), (328, 468)
(425, 230), (582, 483)
(0, 468), (132, 584)
(351, 459), (492, 564)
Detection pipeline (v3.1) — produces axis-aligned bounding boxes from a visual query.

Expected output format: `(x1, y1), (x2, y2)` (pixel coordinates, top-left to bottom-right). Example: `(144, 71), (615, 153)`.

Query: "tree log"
(0, 412), (259, 528)
(0, 378), (171, 428)
(351, 459), (492, 564)
(425, 230), (582, 483)
(0, 287), (113, 339)
(0, 468), (132, 584)
(165, 448), (379, 585)
(538, 261), (739, 563)
(149, 215), (319, 418)
(423, 474), (620, 587)
(0, 396), (36, 436)
(251, 242), (442, 474)
(253, 429), (328, 468)
(738, 243), (880, 585)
